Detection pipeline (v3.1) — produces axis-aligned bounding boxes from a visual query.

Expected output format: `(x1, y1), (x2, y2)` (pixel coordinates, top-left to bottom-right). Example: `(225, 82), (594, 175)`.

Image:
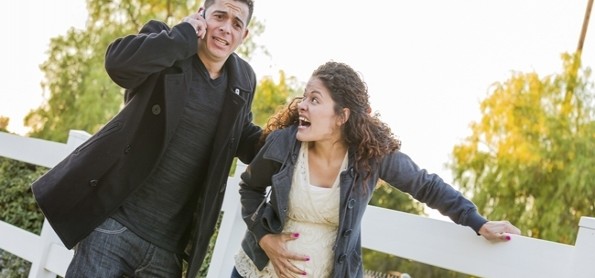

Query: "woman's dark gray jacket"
(240, 125), (487, 278)
(31, 20), (261, 278)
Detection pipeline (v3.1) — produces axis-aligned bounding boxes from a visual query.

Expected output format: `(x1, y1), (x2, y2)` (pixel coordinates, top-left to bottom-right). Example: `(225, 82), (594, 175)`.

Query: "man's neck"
(197, 53), (225, 79)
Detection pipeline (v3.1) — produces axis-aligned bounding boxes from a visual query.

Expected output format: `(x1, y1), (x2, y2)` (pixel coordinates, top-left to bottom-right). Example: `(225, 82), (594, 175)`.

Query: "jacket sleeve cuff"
(466, 211), (489, 235)
(249, 222), (270, 245)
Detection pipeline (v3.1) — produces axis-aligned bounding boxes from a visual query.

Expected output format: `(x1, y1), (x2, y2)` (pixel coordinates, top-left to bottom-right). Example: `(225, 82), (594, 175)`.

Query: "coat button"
(89, 179), (99, 187)
(343, 229), (352, 237)
(347, 199), (356, 209)
(337, 254), (346, 264)
(151, 104), (161, 115)
(124, 144), (132, 154)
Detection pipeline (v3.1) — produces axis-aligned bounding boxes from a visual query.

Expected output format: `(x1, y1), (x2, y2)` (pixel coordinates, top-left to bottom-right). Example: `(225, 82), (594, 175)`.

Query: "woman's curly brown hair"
(259, 61), (401, 183)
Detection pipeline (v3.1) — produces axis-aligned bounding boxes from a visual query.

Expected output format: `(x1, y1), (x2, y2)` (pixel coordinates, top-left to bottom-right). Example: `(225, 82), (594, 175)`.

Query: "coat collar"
(263, 125), (301, 166)
(171, 52), (255, 96)
(223, 53), (256, 94)
(264, 125), (358, 173)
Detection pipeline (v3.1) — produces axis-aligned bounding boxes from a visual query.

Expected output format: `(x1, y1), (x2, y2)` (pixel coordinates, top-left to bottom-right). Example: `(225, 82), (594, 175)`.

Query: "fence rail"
(1, 130), (594, 278)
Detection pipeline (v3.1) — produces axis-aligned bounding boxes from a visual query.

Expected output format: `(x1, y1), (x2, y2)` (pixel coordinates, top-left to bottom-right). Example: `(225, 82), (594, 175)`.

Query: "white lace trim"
(234, 249), (277, 278)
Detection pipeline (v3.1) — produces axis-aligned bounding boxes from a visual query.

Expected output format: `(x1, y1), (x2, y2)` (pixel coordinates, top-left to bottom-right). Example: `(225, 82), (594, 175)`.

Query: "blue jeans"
(65, 218), (183, 278)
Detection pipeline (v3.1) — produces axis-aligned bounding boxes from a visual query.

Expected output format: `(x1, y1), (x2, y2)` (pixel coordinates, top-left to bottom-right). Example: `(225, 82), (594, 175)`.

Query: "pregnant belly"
(283, 219), (338, 277)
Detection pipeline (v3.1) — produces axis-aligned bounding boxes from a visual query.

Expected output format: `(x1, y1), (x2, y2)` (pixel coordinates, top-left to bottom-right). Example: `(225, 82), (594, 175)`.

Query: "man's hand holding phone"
(182, 8), (207, 39)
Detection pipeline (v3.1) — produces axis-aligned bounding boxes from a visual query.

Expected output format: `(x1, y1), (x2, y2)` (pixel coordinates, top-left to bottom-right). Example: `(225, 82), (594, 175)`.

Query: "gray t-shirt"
(112, 56), (227, 254)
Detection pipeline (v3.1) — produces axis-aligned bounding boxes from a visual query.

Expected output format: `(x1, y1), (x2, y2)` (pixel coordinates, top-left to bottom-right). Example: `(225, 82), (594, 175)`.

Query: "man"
(31, 0), (260, 277)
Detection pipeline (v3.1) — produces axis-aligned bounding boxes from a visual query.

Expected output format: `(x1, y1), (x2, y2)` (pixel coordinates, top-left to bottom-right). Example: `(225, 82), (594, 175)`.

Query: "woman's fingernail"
(505, 235), (511, 240)
(305, 256), (310, 261)
(302, 271), (307, 275)
(292, 233), (300, 238)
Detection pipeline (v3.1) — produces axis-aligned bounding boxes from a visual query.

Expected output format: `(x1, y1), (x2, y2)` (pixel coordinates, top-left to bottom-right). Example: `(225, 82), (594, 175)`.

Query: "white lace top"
(235, 142), (348, 277)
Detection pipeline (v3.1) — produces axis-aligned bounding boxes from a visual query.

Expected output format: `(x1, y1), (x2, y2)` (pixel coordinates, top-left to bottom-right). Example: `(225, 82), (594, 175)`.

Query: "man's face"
(200, 0), (250, 62)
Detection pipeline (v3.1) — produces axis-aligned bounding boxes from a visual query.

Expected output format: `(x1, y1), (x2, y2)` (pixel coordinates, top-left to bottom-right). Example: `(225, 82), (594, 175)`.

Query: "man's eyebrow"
(235, 16), (246, 28)
(213, 10), (246, 27)
(233, 14), (246, 27)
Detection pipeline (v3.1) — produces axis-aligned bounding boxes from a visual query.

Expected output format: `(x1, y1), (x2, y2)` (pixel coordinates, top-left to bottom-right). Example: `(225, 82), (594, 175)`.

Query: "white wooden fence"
(1, 130), (594, 278)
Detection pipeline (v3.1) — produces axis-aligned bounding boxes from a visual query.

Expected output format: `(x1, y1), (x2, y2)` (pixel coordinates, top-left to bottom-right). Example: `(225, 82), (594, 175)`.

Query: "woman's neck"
(308, 141), (347, 165)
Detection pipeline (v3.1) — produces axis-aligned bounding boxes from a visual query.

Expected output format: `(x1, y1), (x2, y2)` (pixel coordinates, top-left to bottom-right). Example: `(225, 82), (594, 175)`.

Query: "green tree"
(24, 0), (265, 142)
(449, 53), (595, 244)
(252, 70), (302, 126)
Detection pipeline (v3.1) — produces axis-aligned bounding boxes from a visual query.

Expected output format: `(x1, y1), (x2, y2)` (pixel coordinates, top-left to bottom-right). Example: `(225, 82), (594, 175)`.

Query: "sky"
(1, 0), (593, 218)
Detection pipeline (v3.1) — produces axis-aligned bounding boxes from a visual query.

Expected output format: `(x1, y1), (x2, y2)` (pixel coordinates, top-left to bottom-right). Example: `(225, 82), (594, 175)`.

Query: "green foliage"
(25, 27), (123, 142)
(252, 70), (302, 126)
(368, 182), (427, 215)
(0, 159), (46, 234)
(449, 52), (595, 243)
(0, 157), (47, 277)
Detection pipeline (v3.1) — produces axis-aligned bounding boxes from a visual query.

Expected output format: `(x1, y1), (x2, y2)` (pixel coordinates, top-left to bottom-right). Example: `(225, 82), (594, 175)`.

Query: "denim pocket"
(94, 218), (128, 234)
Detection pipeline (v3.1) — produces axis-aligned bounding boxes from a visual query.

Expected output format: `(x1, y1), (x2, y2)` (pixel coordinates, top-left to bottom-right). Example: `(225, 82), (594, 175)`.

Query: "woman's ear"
(340, 108), (351, 125)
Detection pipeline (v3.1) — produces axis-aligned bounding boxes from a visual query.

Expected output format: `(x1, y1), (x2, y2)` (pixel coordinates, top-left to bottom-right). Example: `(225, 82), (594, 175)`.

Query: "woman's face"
(296, 77), (345, 143)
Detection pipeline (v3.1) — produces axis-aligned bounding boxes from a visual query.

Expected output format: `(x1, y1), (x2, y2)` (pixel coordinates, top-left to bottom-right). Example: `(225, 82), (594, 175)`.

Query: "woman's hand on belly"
(259, 232), (310, 276)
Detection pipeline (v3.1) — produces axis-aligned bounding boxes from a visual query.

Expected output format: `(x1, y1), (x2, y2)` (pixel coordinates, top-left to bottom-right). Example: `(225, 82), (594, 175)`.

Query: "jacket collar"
(223, 53), (255, 94)
(265, 125), (357, 171)
(172, 52), (255, 95)
(263, 125), (300, 166)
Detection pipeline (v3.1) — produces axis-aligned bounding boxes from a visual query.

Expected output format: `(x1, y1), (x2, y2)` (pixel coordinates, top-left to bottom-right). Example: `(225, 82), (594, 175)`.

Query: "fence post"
(27, 222), (70, 278)
(570, 216), (595, 277)
(207, 162), (247, 278)
(65, 130), (92, 148)
(27, 130), (90, 278)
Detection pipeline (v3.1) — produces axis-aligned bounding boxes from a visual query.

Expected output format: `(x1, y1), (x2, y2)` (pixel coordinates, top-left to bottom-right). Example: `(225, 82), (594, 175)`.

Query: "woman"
(232, 61), (521, 277)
